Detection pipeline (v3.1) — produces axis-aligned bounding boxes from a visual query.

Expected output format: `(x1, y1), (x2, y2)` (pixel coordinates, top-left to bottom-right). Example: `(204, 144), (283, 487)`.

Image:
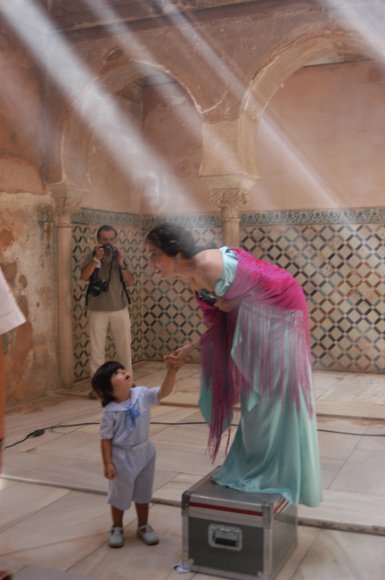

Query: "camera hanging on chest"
(85, 243), (130, 306)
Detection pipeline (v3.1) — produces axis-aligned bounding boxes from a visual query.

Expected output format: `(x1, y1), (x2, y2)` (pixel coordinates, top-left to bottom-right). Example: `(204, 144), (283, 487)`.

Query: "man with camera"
(81, 225), (134, 390)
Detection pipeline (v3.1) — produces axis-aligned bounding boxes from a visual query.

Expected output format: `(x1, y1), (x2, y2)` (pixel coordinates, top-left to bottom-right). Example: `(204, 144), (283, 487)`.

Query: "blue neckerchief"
(126, 401), (140, 426)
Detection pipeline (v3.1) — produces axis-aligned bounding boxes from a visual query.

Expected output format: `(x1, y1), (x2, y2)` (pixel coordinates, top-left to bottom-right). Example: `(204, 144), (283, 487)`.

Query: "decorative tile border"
(241, 207), (385, 225)
(73, 208), (141, 227)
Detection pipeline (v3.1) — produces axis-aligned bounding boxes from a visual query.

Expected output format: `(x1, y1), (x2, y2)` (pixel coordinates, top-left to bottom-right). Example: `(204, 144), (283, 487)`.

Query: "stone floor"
(1, 361), (385, 579)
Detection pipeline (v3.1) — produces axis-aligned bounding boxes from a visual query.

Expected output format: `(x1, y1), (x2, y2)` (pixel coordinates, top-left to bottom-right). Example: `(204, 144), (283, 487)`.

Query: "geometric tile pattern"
(241, 221), (385, 372)
(71, 208), (385, 380)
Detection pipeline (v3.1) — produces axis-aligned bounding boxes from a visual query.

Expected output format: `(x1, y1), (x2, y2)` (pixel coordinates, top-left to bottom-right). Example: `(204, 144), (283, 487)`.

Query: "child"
(92, 358), (182, 548)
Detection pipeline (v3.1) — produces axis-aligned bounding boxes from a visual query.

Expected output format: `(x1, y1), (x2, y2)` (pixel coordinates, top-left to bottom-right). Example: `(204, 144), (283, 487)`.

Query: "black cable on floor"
(4, 421), (385, 449)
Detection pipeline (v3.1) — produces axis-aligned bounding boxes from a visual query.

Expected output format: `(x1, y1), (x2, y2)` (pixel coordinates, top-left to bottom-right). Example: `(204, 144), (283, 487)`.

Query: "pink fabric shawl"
(197, 248), (313, 459)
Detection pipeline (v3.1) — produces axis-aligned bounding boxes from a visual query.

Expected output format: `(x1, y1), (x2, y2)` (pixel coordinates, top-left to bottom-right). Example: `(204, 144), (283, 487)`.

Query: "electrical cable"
(4, 421), (385, 449)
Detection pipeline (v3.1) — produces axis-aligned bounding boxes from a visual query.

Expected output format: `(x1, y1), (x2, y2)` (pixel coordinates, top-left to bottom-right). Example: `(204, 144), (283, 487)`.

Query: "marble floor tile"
(3, 448), (106, 494)
(152, 468), (180, 493)
(69, 504), (183, 580)
(275, 526), (321, 580)
(16, 431), (100, 461)
(317, 415), (375, 436)
(6, 399), (100, 438)
(330, 448), (385, 495)
(152, 405), (201, 424)
(151, 420), (232, 476)
(3, 527), (104, 580)
(315, 399), (385, 420)
(0, 480), (68, 533)
(356, 421), (385, 451)
(318, 457), (348, 490)
(291, 528), (385, 580)
(298, 489), (385, 533)
(312, 371), (347, 396)
(3, 364), (385, 579)
(13, 565), (99, 579)
(317, 372), (385, 404)
(0, 490), (125, 554)
(317, 424), (360, 461)
(153, 472), (204, 505)
(0, 476), (14, 491)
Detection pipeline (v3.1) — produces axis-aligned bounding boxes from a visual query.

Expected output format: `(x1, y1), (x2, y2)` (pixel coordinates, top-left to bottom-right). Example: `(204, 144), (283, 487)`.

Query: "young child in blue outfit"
(92, 358), (182, 548)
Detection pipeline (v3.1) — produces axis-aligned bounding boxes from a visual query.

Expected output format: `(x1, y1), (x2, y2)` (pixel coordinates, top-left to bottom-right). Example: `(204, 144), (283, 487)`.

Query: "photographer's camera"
(101, 243), (118, 257)
(89, 279), (107, 297)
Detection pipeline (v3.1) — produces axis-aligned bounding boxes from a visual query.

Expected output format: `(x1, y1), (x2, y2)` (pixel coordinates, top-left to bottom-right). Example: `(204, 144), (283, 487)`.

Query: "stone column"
(50, 183), (83, 389)
(204, 175), (256, 246)
(210, 189), (249, 246)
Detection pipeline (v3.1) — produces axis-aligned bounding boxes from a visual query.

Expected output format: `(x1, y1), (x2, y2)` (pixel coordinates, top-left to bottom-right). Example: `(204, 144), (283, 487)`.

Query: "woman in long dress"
(146, 223), (322, 507)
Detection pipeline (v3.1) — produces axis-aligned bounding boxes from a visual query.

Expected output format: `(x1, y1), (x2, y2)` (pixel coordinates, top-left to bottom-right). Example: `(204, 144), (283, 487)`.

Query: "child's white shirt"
(99, 386), (161, 448)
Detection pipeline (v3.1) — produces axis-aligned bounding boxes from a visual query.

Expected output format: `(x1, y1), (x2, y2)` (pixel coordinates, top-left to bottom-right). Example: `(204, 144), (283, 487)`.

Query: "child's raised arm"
(158, 364), (180, 400)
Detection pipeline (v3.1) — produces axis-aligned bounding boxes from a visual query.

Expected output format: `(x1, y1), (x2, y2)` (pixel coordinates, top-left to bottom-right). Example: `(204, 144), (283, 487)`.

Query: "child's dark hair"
(91, 360), (123, 407)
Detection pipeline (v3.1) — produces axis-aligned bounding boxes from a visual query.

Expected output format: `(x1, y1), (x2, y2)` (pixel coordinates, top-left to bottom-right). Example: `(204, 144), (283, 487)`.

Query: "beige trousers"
(89, 308), (132, 377)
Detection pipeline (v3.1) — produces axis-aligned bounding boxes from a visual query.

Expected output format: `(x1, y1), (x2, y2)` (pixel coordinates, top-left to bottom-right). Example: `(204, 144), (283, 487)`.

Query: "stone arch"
(237, 31), (378, 178)
(61, 62), (203, 190)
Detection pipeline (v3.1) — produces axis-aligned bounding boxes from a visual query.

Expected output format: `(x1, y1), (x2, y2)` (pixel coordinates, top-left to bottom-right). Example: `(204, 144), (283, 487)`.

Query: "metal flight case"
(181, 467), (297, 580)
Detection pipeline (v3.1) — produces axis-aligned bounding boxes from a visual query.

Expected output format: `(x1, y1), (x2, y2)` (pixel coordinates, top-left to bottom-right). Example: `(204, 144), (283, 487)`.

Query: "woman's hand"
(164, 341), (197, 366)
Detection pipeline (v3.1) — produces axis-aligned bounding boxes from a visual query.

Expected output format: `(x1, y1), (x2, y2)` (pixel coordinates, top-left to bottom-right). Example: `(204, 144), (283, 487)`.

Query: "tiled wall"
(72, 208), (385, 381)
(241, 208), (385, 372)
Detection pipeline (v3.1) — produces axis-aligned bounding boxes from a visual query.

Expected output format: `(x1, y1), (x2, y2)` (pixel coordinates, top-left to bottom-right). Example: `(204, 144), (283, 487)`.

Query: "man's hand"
(116, 248), (126, 269)
(81, 245), (104, 281)
(94, 245), (105, 260)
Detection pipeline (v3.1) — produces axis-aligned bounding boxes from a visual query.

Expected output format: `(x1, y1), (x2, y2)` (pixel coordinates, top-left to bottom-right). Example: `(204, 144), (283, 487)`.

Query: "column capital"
(202, 174), (257, 246)
(202, 173), (257, 215)
(210, 188), (249, 218)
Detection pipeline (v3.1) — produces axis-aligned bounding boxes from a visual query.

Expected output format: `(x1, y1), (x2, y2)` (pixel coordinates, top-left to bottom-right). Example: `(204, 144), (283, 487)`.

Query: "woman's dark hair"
(91, 360), (123, 407)
(146, 223), (200, 258)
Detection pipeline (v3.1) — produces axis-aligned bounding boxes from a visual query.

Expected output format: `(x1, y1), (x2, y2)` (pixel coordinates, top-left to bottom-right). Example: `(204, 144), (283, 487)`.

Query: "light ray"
(145, 0), (348, 209)
(82, 0), (242, 176)
(83, 0), (344, 211)
(259, 117), (340, 208)
(324, 0), (385, 65)
(0, 0), (201, 213)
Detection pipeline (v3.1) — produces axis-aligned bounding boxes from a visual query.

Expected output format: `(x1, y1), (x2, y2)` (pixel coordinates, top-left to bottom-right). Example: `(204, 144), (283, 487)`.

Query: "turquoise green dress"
(198, 248), (322, 507)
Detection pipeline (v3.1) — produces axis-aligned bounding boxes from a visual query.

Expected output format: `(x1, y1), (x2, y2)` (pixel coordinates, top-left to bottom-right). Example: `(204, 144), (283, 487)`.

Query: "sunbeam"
(324, 0), (385, 65)
(2, 0), (382, 220)
(257, 112), (342, 211)
(82, 0), (243, 177)
(0, 0), (202, 214)
(157, 0), (363, 211)
(83, 0), (346, 211)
